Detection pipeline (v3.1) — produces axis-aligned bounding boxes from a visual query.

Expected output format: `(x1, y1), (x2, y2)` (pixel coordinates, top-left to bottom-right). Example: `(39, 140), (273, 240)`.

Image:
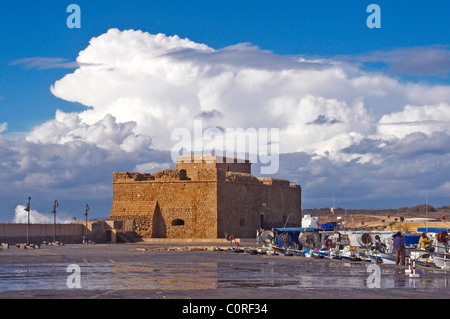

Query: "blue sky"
(0, 1), (449, 220)
(1, 1), (449, 133)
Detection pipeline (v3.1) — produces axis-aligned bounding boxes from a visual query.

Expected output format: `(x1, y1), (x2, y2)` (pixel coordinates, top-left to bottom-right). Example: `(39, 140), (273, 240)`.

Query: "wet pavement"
(1, 241), (450, 299)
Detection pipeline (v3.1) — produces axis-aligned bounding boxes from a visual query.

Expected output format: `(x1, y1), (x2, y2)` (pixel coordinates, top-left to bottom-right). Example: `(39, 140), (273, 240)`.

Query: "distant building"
(109, 155), (301, 238)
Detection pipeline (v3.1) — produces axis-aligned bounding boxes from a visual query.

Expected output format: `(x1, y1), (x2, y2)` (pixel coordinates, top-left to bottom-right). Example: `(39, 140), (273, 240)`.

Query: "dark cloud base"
(1, 132), (449, 221)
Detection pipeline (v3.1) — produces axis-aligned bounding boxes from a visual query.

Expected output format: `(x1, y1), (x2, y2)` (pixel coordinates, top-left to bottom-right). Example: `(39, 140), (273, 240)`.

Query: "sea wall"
(0, 221), (116, 244)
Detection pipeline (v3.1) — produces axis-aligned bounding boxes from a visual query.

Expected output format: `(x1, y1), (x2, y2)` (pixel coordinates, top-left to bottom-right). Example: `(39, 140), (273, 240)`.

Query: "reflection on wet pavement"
(0, 262), (219, 291)
(1, 258), (450, 292)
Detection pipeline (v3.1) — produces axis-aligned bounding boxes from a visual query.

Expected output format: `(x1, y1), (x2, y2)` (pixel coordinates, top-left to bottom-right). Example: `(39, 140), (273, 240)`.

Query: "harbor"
(1, 236), (450, 299)
(253, 213), (450, 272)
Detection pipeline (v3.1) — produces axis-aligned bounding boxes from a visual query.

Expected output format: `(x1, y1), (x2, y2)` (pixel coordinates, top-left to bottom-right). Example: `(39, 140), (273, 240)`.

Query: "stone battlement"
(113, 167), (299, 188)
(113, 155), (299, 187)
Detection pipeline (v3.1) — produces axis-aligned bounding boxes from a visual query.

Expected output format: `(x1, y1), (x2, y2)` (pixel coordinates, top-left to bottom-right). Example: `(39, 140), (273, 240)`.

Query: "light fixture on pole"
(84, 204), (89, 243)
(52, 200), (59, 243)
(25, 197), (31, 245)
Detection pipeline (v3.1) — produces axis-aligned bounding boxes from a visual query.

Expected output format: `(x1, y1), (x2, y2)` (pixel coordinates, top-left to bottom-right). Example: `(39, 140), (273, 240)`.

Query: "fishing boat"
(433, 253), (450, 270)
(340, 246), (361, 261)
(430, 230), (450, 269)
(409, 250), (434, 267)
(367, 252), (383, 263)
(265, 247), (279, 255)
(342, 230), (396, 248)
(288, 248), (305, 256)
(379, 252), (397, 264)
(316, 248), (330, 258)
(357, 250), (373, 262)
(304, 249), (313, 258)
(272, 246), (286, 255)
(324, 247), (341, 259)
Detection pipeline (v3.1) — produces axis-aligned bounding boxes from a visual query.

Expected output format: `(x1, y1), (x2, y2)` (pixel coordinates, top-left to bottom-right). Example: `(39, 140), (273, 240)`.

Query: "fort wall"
(109, 156), (301, 239)
(109, 169), (218, 238)
(217, 173), (301, 237)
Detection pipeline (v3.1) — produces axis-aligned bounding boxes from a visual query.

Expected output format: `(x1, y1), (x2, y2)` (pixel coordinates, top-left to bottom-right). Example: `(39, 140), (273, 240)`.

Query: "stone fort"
(109, 155), (301, 239)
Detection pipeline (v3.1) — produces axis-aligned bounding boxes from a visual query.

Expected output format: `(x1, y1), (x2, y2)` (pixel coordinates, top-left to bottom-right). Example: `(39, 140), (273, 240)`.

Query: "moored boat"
(433, 252), (450, 270)
(379, 252), (397, 264)
(367, 252), (382, 263)
(340, 246), (361, 261)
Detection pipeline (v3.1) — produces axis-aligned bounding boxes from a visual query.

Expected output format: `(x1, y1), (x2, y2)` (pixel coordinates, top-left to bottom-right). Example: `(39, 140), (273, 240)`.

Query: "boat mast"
(426, 193), (428, 232)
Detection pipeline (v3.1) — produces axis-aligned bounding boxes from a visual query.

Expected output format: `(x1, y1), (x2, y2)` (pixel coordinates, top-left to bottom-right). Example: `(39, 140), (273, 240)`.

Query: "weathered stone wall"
(109, 156), (301, 239)
(109, 170), (218, 238)
(217, 172), (301, 238)
(176, 155), (251, 180)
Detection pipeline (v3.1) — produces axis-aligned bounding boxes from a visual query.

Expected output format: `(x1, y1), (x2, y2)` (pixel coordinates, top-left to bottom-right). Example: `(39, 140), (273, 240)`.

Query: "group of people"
(393, 231), (434, 265)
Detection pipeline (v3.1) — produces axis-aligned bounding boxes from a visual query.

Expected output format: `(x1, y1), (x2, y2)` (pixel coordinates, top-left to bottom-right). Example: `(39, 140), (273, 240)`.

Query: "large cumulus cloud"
(0, 113), (169, 221)
(1, 28), (450, 218)
(48, 29), (450, 158)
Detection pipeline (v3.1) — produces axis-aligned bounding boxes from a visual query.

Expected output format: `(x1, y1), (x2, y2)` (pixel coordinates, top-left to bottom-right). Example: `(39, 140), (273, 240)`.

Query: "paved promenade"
(0, 240), (449, 299)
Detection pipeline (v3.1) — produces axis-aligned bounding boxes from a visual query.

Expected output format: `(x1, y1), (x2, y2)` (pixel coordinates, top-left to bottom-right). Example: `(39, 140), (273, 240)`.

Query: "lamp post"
(51, 200), (59, 243)
(84, 204), (89, 243)
(25, 197), (31, 245)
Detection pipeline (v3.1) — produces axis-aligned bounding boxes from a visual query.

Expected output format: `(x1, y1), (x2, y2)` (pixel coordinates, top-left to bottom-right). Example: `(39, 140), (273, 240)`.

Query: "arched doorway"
(152, 202), (166, 238)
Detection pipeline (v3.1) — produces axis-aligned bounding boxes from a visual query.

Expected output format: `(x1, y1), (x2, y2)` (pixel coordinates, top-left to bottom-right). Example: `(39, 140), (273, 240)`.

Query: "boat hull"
(368, 254), (382, 263)
(379, 252), (397, 264)
(433, 253), (450, 270)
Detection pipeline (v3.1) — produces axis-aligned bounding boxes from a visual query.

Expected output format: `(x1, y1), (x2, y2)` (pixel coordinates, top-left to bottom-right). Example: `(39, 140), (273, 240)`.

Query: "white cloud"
(46, 29), (450, 164)
(26, 110), (152, 153)
(377, 102), (450, 138)
(1, 29), (450, 217)
(0, 122), (7, 134)
(13, 205), (71, 223)
(335, 46), (450, 78)
(11, 57), (78, 70)
(134, 161), (171, 172)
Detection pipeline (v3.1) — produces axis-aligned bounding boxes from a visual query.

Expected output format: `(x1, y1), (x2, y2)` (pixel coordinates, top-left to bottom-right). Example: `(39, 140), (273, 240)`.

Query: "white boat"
(342, 230), (396, 248)
(357, 250), (373, 262)
(409, 250), (434, 267)
(340, 246), (361, 261)
(367, 252), (382, 263)
(379, 252), (397, 264)
(429, 231), (450, 269)
(433, 253), (450, 270)
(329, 248), (341, 259)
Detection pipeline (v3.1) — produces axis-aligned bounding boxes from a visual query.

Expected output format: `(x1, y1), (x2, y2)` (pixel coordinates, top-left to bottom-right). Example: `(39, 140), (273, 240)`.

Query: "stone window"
(239, 219), (245, 227)
(171, 219), (185, 226)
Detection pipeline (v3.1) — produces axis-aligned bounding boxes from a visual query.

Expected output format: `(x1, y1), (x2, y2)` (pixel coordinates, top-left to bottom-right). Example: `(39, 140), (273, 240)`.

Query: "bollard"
(409, 257), (420, 278)
(444, 253), (447, 270)
(405, 257), (411, 274)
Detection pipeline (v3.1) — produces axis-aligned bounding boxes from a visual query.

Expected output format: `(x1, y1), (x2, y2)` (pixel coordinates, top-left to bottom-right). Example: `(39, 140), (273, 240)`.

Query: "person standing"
(256, 229), (260, 245)
(393, 231), (405, 265)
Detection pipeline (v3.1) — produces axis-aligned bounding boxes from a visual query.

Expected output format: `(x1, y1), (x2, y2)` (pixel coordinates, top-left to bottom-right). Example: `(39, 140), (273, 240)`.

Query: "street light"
(84, 204), (89, 243)
(51, 200), (59, 243)
(24, 197), (31, 245)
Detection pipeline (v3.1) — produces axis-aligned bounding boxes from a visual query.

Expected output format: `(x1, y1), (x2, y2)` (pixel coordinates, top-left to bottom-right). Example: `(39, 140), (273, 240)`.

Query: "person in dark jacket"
(393, 232), (405, 265)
